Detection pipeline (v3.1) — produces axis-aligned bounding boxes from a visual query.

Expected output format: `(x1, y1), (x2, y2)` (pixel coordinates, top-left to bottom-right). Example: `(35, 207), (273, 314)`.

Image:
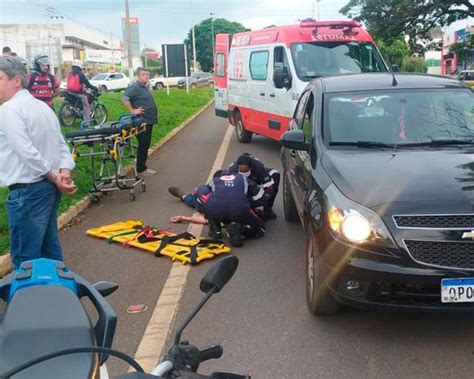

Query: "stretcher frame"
(65, 114), (147, 202)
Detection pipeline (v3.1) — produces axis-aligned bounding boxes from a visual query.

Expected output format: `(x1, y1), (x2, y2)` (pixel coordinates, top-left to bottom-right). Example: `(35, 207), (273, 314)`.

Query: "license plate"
(441, 278), (474, 303)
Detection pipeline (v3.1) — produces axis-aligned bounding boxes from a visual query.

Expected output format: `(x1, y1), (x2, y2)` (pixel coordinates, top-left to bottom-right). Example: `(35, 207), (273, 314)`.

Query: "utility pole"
(190, 0), (197, 72)
(144, 43), (148, 69)
(317, 0), (320, 21)
(110, 32), (115, 72)
(210, 12), (215, 65)
(124, 0), (134, 79)
(45, 1), (54, 74)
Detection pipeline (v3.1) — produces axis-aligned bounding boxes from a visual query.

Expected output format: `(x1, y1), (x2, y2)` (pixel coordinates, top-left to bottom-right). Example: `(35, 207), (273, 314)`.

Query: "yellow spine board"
(86, 220), (231, 265)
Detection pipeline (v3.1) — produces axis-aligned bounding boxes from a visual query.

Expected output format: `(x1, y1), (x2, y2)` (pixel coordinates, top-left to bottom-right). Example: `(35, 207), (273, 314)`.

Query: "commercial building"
(442, 23), (474, 75)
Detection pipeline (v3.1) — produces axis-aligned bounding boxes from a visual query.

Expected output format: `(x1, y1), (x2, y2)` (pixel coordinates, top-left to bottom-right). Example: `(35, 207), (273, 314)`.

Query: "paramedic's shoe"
(139, 168), (157, 177)
(226, 222), (243, 247)
(168, 186), (185, 199)
(207, 218), (223, 239)
(263, 208), (277, 221)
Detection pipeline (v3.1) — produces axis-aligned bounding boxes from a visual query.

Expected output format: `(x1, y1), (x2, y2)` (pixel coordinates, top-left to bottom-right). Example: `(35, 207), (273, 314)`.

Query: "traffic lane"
(173, 134), (474, 378)
(59, 106), (229, 376)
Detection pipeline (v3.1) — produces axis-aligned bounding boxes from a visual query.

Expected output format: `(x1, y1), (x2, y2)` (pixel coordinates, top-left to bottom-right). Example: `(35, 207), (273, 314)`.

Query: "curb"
(0, 99), (215, 277)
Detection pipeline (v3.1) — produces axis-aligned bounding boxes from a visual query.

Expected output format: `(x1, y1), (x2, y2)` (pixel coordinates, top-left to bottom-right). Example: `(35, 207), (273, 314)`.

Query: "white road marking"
(132, 124), (234, 372)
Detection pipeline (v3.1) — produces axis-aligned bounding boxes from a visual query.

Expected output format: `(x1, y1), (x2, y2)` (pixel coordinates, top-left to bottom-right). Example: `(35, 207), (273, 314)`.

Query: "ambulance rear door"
(214, 33), (230, 118)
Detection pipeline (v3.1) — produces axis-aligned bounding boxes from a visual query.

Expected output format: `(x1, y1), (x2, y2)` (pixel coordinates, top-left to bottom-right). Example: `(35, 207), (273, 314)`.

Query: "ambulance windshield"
(290, 41), (387, 81)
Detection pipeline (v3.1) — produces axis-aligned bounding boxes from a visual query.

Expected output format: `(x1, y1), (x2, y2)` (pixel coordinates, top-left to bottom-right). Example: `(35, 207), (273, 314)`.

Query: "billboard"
(161, 44), (190, 77)
(122, 17), (140, 58)
(85, 49), (122, 64)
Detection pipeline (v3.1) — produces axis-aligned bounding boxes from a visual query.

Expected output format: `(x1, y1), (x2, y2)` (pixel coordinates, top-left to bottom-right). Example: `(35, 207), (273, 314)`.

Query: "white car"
(149, 75), (184, 89)
(90, 72), (130, 93)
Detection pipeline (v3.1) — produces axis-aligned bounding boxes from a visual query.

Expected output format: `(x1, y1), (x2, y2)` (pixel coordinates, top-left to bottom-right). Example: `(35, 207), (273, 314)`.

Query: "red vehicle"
(214, 20), (388, 143)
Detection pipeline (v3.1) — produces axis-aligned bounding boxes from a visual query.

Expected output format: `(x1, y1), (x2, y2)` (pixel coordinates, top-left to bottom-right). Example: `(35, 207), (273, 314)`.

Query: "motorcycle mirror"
(200, 255), (239, 294)
(93, 281), (119, 297)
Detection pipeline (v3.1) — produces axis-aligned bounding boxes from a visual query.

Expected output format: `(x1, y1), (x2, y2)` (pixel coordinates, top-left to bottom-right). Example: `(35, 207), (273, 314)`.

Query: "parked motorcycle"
(59, 88), (108, 127)
(0, 255), (248, 379)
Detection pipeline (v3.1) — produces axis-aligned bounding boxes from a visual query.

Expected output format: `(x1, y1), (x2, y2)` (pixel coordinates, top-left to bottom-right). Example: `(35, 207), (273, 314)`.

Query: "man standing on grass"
(0, 56), (77, 269)
(121, 66), (158, 177)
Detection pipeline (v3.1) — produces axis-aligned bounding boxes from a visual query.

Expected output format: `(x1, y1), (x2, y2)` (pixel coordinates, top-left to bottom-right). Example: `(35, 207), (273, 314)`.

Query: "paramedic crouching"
(203, 171), (265, 247)
(121, 67), (158, 177)
(0, 56), (77, 270)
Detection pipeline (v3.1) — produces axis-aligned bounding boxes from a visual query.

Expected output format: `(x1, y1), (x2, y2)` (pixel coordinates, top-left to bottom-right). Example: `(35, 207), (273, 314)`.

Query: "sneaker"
(208, 229), (223, 239)
(207, 218), (223, 239)
(226, 222), (243, 247)
(139, 168), (157, 177)
(168, 186), (185, 199)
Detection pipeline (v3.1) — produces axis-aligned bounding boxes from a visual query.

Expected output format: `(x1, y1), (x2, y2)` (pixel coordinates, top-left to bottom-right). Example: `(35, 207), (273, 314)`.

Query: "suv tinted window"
(294, 91), (313, 143)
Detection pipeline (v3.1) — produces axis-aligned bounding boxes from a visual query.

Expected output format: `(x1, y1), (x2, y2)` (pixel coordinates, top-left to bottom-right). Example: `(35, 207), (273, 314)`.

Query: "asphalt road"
(23, 105), (474, 377)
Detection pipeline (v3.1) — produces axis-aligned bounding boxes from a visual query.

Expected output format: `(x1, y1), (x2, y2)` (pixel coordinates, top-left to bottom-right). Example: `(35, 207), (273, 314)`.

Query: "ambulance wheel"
(129, 192), (136, 201)
(283, 173), (298, 222)
(306, 235), (342, 316)
(235, 112), (252, 143)
(90, 194), (100, 203)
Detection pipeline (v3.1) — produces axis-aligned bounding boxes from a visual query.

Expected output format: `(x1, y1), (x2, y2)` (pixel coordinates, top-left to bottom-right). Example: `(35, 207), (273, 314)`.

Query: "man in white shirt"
(0, 56), (77, 269)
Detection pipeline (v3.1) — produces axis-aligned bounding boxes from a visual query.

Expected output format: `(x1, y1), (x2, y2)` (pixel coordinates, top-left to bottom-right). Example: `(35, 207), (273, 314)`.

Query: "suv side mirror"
(273, 67), (292, 90)
(391, 64), (399, 72)
(280, 129), (310, 151)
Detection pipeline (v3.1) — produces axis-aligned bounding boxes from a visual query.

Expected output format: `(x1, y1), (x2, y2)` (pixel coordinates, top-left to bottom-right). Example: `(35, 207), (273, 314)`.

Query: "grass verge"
(0, 87), (213, 254)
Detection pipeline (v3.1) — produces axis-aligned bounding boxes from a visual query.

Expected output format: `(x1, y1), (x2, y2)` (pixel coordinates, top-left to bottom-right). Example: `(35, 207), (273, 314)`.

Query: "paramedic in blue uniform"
(202, 170), (265, 247)
(229, 153), (280, 220)
(0, 56), (77, 270)
(121, 66), (158, 177)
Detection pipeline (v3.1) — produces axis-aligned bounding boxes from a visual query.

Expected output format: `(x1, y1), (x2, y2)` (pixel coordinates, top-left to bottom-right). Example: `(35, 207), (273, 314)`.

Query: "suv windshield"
(291, 41), (387, 81)
(325, 89), (474, 145)
(92, 74), (108, 81)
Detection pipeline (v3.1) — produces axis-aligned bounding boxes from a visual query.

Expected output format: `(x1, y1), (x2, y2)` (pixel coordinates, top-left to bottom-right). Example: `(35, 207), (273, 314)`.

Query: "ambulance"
(214, 20), (389, 143)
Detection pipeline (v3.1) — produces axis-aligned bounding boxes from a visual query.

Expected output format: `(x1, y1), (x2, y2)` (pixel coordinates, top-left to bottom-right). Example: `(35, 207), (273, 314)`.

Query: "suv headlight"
(324, 183), (396, 248)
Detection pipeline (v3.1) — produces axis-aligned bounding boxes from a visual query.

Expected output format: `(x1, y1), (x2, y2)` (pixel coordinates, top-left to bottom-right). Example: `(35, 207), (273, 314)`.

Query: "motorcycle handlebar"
(198, 345), (223, 363)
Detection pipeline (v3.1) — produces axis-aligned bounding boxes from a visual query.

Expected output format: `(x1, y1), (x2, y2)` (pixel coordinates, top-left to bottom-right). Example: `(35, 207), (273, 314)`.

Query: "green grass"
(0, 88), (213, 254)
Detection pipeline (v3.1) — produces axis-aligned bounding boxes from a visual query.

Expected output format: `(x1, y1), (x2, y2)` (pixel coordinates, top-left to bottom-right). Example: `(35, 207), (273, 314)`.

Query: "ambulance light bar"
(299, 20), (361, 29)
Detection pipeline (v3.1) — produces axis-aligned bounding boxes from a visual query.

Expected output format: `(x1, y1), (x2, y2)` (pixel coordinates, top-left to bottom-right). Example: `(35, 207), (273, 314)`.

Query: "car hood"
(322, 149), (474, 211)
(90, 80), (105, 85)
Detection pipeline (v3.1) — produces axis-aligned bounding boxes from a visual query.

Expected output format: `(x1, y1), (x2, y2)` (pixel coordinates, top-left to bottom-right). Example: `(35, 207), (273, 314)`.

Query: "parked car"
(280, 73), (474, 315)
(89, 72), (130, 93)
(177, 72), (213, 89)
(149, 75), (183, 89)
(458, 70), (474, 87)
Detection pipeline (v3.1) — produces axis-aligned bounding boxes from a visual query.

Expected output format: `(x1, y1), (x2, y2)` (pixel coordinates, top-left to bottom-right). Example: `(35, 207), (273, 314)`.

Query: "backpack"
(67, 72), (82, 93)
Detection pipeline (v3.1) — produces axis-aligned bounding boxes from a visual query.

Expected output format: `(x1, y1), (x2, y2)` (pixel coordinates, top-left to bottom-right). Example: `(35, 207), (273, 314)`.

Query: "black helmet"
(33, 54), (50, 72)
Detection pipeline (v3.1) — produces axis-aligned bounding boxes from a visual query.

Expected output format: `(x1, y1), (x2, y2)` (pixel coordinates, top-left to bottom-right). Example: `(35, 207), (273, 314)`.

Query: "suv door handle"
(289, 150), (297, 158)
(260, 92), (265, 96)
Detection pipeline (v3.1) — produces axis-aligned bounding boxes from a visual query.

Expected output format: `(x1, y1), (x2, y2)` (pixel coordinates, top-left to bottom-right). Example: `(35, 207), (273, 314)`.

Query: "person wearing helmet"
(67, 59), (98, 121)
(27, 54), (59, 111)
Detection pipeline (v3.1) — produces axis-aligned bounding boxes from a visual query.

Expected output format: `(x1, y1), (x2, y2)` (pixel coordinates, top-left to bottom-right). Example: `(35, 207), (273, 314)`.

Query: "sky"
(0, 0), (352, 50)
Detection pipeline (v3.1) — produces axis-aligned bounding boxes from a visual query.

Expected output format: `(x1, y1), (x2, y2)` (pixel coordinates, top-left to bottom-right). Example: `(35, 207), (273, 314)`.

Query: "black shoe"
(226, 222), (243, 247)
(263, 208), (277, 221)
(207, 217), (223, 240)
(208, 230), (223, 239)
(168, 186), (185, 199)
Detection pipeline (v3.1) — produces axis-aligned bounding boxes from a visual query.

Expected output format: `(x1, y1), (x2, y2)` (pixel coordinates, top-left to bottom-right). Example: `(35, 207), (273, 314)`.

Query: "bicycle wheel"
(93, 103), (108, 125)
(59, 103), (76, 127)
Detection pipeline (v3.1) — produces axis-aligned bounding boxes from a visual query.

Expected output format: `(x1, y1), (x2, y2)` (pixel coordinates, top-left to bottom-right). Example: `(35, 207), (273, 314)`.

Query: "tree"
(340, 0), (474, 51)
(401, 56), (428, 72)
(377, 37), (411, 67)
(185, 18), (246, 72)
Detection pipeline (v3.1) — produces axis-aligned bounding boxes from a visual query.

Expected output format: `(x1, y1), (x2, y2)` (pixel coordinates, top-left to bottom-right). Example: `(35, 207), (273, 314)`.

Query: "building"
(441, 23), (474, 75)
(0, 22), (123, 76)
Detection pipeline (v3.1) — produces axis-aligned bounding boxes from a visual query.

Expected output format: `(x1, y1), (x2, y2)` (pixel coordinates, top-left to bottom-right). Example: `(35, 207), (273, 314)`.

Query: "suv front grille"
(394, 214), (474, 229)
(404, 240), (474, 269)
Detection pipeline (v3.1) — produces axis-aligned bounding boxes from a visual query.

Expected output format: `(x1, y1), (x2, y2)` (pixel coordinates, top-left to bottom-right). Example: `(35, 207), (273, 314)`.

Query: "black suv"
(280, 73), (474, 315)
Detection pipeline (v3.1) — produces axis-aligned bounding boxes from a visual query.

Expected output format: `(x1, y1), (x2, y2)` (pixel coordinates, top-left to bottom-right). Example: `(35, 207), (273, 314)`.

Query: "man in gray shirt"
(0, 56), (77, 269)
(121, 67), (158, 176)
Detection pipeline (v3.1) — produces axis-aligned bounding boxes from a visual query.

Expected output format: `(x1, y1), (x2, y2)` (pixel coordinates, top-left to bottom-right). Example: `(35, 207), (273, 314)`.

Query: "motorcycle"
(59, 88), (108, 127)
(0, 255), (248, 379)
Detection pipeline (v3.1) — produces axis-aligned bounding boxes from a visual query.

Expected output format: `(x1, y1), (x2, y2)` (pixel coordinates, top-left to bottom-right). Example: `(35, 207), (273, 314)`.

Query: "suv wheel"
(283, 173), (298, 222)
(100, 85), (107, 94)
(154, 82), (164, 89)
(306, 235), (341, 315)
(235, 111), (252, 143)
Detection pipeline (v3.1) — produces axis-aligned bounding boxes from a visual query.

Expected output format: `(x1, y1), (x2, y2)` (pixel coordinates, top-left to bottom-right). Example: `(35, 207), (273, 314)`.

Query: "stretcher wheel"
(141, 183), (146, 192)
(90, 194), (100, 203)
(129, 192), (136, 201)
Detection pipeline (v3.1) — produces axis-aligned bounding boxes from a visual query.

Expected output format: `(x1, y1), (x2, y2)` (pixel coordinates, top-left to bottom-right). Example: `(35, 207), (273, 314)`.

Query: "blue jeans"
(183, 194), (204, 213)
(7, 180), (63, 270)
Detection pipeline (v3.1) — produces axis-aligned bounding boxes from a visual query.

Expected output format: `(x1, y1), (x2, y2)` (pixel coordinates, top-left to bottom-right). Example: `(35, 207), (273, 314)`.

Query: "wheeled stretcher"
(65, 114), (147, 202)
